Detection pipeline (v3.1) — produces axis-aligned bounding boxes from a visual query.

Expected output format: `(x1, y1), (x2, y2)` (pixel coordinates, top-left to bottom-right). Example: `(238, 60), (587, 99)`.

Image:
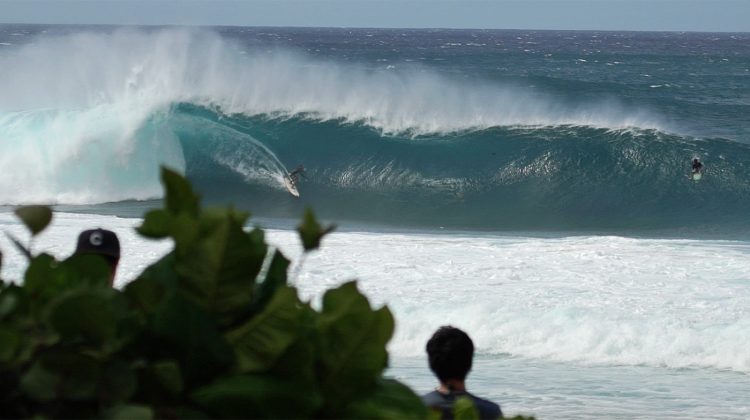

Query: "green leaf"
(137, 209), (172, 238)
(192, 374), (322, 419)
(266, 320), (316, 380)
(19, 360), (58, 402)
(54, 356), (99, 398)
(167, 406), (211, 419)
(248, 249), (290, 315)
(161, 167), (200, 217)
(169, 212), (200, 250)
(151, 293), (234, 385)
(105, 404), (154, 420)
(340, 378), (428, 419)
(25, 253), (112, 313)
(174, 217), (266, 326)
(296, 208), (335, 251)
(225, 286), (305, 372)
(46, 288), (119, 345)
(454, 395), (480, 420)
(124, 253), (177, 314)
(133, 360), (184, 404)
(151, 360), (184, 396)
(60, 253), (113, 286)
(14, 205), (52, 236)
(24, 253), (57, 302)
(100, 361), (138, 404)
(427, 407), (444, 420)
(0, 326), (20, 363)
(0, 284), (28, 320)
(20, 352), (100, 401)
(139, 168), (267, 327)
(316, 281), (395, 409)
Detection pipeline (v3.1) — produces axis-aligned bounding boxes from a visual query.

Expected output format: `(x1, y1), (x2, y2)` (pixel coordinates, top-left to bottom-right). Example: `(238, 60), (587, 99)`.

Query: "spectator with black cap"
(74, 228), (120, 286)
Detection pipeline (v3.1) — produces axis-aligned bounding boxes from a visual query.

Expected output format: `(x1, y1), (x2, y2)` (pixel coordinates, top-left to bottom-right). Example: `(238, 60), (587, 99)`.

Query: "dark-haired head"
(426, 326), (474, 383)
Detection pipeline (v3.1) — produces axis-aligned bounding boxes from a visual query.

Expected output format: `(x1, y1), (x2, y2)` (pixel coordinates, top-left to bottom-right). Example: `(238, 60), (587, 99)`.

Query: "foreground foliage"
(0, 168), (427, 419)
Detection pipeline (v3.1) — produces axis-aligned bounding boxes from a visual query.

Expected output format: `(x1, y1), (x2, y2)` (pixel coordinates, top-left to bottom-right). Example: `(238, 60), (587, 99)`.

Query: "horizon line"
(1, 22), (748, 35)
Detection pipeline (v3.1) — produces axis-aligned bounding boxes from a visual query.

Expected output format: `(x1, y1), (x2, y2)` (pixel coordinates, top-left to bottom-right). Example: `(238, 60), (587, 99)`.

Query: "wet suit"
(288, 165), (305, 186)
(692, 159), (704, 174)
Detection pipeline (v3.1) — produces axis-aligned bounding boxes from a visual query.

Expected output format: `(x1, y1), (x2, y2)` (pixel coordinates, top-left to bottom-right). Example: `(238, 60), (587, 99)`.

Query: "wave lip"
(0, 29), (667, 129)
(0, 107), (184, 205)
(0, 27), (717, 207)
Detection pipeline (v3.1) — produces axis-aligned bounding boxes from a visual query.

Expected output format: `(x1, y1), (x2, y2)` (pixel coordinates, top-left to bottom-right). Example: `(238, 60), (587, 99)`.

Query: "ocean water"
(1, 25), (749, 418)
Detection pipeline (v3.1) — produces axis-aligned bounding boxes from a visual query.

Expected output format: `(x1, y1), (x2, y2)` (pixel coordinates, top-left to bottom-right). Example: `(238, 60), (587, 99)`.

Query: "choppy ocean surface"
(1, 25), (749, 418)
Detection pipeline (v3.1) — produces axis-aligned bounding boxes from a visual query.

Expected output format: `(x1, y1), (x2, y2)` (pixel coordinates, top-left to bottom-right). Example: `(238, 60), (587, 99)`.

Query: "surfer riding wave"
(283, 164), (305, 197)
(288, 164), (306, 186)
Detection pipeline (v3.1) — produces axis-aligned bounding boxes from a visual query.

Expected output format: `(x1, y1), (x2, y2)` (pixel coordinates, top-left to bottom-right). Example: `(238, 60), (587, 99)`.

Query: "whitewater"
(1, 25), (749, 418)
(1, 212), (749, 418)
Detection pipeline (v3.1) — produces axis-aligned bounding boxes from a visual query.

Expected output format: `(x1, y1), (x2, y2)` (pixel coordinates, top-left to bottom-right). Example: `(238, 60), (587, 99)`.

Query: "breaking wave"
(2, 28), (749, 232)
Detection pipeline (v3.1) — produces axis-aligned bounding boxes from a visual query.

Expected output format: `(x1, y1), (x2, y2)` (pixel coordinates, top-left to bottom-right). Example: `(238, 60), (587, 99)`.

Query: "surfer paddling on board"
(691, 158), (704, 174)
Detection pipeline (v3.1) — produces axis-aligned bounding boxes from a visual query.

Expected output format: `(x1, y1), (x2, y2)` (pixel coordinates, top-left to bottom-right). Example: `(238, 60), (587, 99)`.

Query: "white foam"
(6, 211), (746, 373)
(2, 211), (749, 418)
(264, 231), (750, 373)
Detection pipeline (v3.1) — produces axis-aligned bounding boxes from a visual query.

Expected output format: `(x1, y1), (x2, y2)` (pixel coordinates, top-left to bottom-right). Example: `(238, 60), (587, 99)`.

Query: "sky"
(1, 0), (749, 32)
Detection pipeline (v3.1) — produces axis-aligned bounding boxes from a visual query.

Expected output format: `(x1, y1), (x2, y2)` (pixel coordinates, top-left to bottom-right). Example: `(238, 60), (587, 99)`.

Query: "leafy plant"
(0, 167), (426, 419)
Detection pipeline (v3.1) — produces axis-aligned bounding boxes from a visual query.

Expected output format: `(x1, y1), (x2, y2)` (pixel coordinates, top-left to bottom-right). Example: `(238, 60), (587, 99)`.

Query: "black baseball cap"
(75, 229), (120, 260)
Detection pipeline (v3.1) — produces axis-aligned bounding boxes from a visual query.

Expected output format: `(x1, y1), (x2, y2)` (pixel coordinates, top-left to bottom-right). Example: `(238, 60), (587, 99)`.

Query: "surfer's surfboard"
(283, 175), (300, 197)
(691, 172), (703, 181)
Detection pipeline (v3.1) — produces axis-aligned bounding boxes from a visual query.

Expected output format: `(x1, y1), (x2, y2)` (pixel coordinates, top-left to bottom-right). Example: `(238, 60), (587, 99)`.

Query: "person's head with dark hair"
(422, 326), (502, 419)
(427, 326), (474, 384)
(74, 228), (120, 285)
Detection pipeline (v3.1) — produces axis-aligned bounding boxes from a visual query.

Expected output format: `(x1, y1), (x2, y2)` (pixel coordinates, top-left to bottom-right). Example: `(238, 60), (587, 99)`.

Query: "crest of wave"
(0, 28), (663, 204)
(0, 28), (663, 134)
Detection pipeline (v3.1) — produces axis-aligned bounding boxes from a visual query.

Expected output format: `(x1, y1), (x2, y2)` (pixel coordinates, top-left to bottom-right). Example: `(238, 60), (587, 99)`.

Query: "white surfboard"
(283, 175), (300, 197)
(691, 172), (703, 181)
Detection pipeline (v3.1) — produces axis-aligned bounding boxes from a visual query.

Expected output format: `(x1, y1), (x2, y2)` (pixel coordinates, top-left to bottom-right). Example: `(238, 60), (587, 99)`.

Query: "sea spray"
(0, 28), (671, 206)
(1, 28), (749, 232)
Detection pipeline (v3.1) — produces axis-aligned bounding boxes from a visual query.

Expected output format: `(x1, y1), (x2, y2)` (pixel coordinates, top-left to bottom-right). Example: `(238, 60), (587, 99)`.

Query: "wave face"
(180, 109), (750, 232)
(1, 27), (749, 233)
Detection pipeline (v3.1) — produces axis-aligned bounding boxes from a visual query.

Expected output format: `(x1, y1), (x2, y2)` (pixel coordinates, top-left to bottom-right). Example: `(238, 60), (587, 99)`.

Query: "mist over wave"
(0, 28), (671, 205)
(0, 28), (663, 133)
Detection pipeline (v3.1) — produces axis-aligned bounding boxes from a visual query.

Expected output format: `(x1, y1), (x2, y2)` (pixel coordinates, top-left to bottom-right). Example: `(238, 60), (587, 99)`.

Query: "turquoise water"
(1, 26), (749, 234)
(391, 356), (750, 419)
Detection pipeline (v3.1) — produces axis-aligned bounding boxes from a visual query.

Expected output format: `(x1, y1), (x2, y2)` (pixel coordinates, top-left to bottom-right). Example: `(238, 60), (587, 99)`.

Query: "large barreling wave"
(1, 28), (749, 233)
